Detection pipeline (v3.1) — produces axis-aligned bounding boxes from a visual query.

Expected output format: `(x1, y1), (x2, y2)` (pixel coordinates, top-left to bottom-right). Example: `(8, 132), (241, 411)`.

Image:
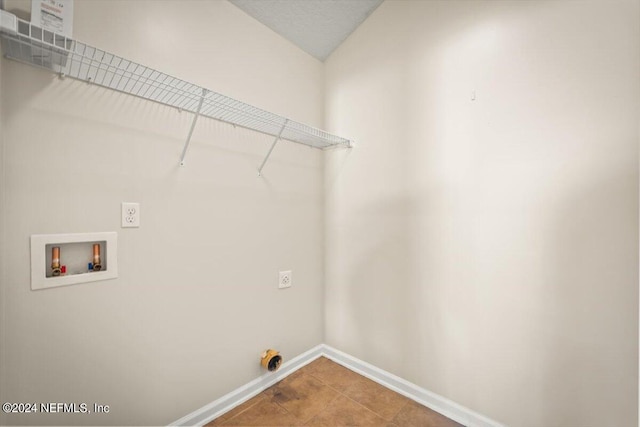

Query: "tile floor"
(206, 357), (463, 426)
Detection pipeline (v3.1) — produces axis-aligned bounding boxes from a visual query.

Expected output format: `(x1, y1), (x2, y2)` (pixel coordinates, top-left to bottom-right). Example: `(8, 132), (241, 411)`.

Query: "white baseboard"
(170, 344), (504, 427)
(170, 344), (324, 426)
(322, 345), (505, 427)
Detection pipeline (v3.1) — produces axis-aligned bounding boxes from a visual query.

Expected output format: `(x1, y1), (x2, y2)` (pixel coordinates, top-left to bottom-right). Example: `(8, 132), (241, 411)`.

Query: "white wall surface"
(325, 1), (639, 426)
(0, 1), (325, 425)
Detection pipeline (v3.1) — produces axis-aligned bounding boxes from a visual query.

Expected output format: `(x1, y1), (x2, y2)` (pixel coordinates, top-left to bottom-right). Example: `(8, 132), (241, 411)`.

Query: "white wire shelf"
(0, 13), (352, 170)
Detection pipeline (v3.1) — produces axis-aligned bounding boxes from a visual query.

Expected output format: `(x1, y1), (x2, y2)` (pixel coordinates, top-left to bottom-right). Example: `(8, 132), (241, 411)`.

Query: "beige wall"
(0, 1), (325, 425)
(325, 1), (639, 426)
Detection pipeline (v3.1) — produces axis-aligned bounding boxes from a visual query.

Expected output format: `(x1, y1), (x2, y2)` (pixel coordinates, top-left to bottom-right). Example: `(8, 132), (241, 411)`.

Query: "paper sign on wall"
(31, 0), (73, 38)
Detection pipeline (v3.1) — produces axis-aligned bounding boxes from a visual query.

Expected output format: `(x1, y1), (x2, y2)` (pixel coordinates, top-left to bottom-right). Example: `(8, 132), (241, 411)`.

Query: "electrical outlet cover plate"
(121, 202), (140, 228)
(279, 270), (292, 289)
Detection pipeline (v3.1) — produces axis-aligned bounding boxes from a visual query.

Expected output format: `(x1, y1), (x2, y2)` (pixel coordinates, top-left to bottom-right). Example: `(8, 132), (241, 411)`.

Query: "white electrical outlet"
(279, 270), (292, 289)
(121, 202), (140, 228)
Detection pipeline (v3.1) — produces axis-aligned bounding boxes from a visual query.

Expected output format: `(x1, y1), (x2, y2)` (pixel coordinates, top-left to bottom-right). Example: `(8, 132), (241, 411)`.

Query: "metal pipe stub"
(51, 246), (61, 276)
(260, 349), (282, 372)
(92, 243), (102, 271)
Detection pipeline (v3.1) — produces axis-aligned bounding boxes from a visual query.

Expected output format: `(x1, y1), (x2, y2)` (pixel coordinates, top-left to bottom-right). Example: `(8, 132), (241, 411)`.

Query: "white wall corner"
(170, 344), (504, 427)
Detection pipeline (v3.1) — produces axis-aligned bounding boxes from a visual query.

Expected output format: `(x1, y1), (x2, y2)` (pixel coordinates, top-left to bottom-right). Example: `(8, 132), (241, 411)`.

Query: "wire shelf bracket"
(258, 119), (288, 177)
(180, 88), (207, 166)
(0, 10), (353, 172)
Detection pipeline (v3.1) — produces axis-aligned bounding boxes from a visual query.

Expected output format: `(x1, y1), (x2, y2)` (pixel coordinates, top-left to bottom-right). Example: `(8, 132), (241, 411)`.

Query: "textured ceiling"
(229, 0), (384, 61)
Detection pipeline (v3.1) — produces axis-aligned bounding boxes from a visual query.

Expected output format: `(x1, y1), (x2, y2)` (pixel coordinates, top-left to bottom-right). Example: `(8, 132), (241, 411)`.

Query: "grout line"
(299, 391), (341, 425)
(337, 386), (393, 422)
(269, 362), (340, 425)
(303, 360), (399, 423)
(341, 376), (411, 422)
(214, 395), (265, 425)
(336, 359), (410, 422)
(388, 398), (411, 424)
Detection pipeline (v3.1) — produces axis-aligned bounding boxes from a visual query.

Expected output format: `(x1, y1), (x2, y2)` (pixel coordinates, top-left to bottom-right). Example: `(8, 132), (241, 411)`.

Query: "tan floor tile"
(206, 394), (266, 425)
(221, 398), (298, 426)
(264, 369), (306, 397)
(296, 358), (325, 375)
(270, 373), (340, 422)
(306, 395), (388, 426)
(296, 357), (328, 377)
(304, 357), (365, 392)
(343, 376), (411, 420)
(209, 357), (461, 427)
(391, 401), (464, 427)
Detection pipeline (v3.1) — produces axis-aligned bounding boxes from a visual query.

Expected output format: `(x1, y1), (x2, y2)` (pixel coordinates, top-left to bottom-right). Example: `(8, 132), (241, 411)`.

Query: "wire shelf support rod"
(258, 119), (288, 177)
(180, 88), (208, 166)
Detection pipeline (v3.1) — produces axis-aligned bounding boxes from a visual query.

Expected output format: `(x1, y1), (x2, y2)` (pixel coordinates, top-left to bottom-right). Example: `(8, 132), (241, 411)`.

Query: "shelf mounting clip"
(180, 88), (208, 166)
(258, 119), (288, 177)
